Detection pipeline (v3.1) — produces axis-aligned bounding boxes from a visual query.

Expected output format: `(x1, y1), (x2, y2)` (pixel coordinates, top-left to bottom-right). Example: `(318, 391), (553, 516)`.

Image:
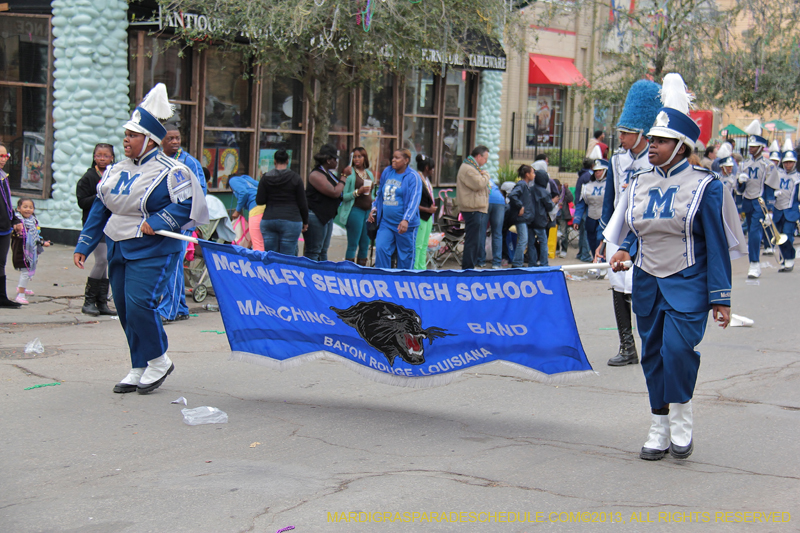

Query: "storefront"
(1, 0), (506, 240)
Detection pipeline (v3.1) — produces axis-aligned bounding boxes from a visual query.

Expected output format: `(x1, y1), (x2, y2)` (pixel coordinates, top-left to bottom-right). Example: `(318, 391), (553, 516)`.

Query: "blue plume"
(617, 80), (662, 133)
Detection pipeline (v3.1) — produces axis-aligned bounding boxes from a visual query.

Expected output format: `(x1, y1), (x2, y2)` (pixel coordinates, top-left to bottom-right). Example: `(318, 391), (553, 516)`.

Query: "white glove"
(775, 190), (785, 198)
(765, 212), (773, 223)
(738, 174), (748, 184)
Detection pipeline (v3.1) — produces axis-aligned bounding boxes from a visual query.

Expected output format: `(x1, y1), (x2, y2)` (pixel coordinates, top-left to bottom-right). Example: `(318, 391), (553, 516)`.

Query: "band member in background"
(765, 138), (800, 272)
(598, 80), (662, 367)
(738, 120), (776, 279)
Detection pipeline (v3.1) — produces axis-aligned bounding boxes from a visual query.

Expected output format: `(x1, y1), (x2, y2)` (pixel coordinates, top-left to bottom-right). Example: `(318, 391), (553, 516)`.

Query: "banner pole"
(560, 261), (631, 272)
(155, 229), (199, 244)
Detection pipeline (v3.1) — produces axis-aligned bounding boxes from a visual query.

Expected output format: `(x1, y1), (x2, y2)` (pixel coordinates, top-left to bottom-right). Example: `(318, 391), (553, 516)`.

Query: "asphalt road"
(1, 241), (797, 533)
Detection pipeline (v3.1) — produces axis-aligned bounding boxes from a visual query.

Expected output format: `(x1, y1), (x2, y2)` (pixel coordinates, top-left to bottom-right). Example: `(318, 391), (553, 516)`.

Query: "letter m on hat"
(643, 185), (679, 219)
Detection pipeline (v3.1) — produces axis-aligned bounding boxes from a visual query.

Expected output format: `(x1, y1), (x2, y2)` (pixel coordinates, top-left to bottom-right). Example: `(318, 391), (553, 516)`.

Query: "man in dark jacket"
(528, 170), (555, 267)
(507, 165), (536, 268)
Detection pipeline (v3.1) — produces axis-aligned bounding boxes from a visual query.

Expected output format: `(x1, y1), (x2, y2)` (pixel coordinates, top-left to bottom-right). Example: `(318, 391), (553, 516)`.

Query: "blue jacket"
(75, 150), (195, 260)
(228, 175), (259, 213)
(620, 167), (731, 315)
(373, 166), (422, 230)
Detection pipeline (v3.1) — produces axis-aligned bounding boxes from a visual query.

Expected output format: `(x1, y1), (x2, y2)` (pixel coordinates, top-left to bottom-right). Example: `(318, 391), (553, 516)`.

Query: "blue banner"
(199, 241), (593, 387)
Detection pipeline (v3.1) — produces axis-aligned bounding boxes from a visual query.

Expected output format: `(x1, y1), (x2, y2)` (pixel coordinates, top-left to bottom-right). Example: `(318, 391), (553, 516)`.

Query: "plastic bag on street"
(181, 406), (228, 425)
(25, 338), (44, 354)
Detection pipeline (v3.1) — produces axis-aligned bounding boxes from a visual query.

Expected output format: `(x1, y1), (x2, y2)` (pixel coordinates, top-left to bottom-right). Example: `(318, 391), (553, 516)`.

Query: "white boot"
(747, 262), (761, 278)
(113, 368), (145, 394)
(779, 259), (794, 272)
(640, 413), (670, 461)
(668, 401), (694, 459)
(137, 353), (174, 394)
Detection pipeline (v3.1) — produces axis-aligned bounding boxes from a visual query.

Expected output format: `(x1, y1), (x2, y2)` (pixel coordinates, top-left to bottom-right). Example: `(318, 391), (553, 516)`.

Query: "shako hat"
(124, 83), (174, 147)
(745, 119), (768, 147)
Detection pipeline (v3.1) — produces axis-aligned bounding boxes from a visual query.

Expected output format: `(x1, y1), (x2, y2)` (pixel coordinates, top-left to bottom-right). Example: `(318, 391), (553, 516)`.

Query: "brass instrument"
(758, 197), (787, 265)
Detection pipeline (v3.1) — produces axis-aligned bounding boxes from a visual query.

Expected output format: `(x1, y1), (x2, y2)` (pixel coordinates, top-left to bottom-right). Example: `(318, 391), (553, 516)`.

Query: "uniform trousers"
(108, 242), (181, 369)
(585, 217), (602, 257)
(773, 209), (796, 260)
(636, 286), (708, 409)
(742, 199), (764, 262)
(157, 240), (189, 320)
(375, 225), (417, 269)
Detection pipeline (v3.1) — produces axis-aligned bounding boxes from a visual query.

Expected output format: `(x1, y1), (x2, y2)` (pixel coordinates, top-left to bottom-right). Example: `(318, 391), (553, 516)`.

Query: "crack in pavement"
(11, 364), (59, 381)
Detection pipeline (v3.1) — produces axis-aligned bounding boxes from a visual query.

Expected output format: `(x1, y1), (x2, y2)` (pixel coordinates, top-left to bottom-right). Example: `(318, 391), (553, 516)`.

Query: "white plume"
(783, 136), (793, 152)
(139, 83), (174, 121)
(744, 119), (762, 136)
(588, 145), (603, 160)
(769, 140), (780, 152)
(716, 142), (732, 159)
(659, 73), (693, 114)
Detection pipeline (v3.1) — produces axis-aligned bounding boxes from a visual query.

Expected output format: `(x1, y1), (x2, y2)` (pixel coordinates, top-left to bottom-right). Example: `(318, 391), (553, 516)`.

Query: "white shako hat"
(588, 145), (607, 172)
(782, 136), (796, 163)
(717, 142), (734, 168)
(745, 119), (768, 147)
(124, 83), (175, 153)
(769, 140), (781, 162)
(646, 73), (700, 168)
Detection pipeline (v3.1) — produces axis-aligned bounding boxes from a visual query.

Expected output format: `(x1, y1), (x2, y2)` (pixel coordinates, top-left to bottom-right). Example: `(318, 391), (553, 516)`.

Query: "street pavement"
(1, 240), (798, 533)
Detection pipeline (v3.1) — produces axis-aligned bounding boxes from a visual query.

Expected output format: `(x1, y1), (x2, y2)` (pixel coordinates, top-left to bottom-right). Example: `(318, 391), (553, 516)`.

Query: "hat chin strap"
(657, 139), (685, 169)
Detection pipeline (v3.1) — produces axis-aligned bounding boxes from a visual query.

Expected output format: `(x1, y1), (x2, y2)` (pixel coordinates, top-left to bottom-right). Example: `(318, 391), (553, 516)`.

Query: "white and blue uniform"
(75, 148), (208, 369)
(600, 146), (651, 293)
(372, 166), (422, 269)
(158, 149), (207, 321)
(737, 154), (776, 262)
(573, 175), (606, 254)
(610, 161), (744, 409)
(765, 167), (800, 261)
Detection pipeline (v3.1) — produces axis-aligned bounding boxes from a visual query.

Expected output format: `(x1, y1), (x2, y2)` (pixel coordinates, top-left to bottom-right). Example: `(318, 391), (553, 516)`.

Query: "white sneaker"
(747, 262), (761, 278)
(113, 368), (145, 393)
(763, 247), (774, 256)
(640, 413), (670, 460)
(668, 401), (694, 459)
(137, 353), (174, 394)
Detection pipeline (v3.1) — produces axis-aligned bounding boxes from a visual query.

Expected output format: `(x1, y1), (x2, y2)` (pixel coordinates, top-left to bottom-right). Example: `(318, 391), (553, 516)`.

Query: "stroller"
(183, 195), (236, 303)
(428, 189), (466, 269)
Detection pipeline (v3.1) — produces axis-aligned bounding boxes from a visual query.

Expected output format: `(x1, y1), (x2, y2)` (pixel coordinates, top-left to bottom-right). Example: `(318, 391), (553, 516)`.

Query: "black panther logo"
(331, 301), (452, 367)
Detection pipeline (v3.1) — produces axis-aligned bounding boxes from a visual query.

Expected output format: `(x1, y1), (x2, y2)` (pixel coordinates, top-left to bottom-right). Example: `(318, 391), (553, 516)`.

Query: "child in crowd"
(11, 198), (50, 304)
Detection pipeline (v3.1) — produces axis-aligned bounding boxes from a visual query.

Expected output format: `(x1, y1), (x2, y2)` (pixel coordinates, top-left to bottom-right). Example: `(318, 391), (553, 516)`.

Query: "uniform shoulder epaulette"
(692, 165), (719, 179)
(630, 166), (653, 180)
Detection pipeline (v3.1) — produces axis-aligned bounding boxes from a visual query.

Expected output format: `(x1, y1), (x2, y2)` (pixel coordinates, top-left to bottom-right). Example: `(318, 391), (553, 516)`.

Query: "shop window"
(327, 86), (353, 171)
(259, 132), (303, 177)
(526, 86), (563, 149)
(203, 130), (252, 190)
(205, 49), (252, 129)
(0, 14), (53, 196)
(361, 74), (396, 179)
(401, 67), (478, 186)
(141, 37), (193, 102)
(259, 76), (306, 179)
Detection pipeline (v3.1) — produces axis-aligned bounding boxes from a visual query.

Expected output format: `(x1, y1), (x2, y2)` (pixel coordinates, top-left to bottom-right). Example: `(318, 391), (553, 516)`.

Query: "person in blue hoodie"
(369, 149), (423, 269)
(228, 173), (260, 247)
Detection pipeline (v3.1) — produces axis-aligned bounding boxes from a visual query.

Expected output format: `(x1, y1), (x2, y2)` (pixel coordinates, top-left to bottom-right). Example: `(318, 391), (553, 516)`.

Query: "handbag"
(366, 218), (379, 241)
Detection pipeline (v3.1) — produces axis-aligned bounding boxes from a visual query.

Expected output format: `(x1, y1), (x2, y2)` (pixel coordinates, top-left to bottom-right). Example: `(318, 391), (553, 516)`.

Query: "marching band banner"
(198, 241), (594, 388)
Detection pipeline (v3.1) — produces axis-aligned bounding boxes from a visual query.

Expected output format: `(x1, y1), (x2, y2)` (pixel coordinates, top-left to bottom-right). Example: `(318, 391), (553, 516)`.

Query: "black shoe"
(95, 278), (117, 316)
(640, 447), (669, 461)
(113, 382), (138, 393)
(81, 278), (100, 316)
(160, 315), (173, 325)
(0, 275), (22, 308)
(669, 440), (693, 459)
(608, 290), (639, 366)
(608, 352), (639, 366)
(175, 314), (190, 321)
(137, 364), (174, 394)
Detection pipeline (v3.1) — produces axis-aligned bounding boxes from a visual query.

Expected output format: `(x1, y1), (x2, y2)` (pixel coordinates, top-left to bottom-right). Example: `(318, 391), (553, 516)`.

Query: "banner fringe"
(229, 351), (596, 389)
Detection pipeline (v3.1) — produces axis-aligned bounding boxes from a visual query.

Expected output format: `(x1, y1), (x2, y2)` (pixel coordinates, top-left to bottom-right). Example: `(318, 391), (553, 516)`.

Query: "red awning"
(528, 54), (588, 86)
